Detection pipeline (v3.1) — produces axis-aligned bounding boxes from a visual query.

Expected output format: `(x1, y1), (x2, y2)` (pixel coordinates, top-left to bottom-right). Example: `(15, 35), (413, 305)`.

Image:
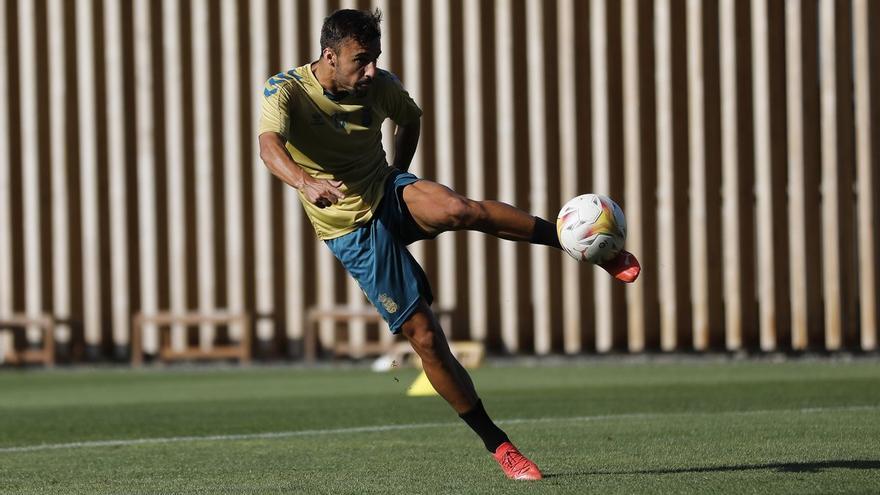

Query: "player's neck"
(311, 60), (341, 96)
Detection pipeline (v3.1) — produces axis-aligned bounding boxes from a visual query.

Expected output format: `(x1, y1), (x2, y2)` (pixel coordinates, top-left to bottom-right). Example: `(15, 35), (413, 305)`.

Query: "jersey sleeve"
(375, 70), (422, 126)
(258, 76), (294, 137)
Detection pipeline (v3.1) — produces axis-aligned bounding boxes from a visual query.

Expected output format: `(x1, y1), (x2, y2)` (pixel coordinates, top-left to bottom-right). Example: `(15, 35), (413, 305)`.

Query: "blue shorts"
(325, 170), (435, 333)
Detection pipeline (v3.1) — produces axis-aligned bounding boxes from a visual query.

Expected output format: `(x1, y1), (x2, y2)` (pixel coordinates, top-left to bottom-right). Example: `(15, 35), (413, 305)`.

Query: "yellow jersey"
(258, 64), (422, 239)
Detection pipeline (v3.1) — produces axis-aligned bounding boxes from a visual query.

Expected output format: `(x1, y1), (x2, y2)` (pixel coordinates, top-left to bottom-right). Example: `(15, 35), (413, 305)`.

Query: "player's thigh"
(402, 179), (472, 232)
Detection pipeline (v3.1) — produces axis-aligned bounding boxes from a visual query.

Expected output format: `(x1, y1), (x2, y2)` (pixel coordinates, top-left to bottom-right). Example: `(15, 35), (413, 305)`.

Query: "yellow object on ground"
(406, 370), (438, 396)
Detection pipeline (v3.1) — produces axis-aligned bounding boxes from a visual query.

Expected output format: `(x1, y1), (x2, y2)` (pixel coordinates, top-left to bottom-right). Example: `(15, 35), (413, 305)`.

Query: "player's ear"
(323, 47), (336, 67)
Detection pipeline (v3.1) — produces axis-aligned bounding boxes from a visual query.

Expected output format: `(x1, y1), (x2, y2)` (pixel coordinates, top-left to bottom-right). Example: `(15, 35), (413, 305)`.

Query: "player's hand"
(300, 176), (345, 208)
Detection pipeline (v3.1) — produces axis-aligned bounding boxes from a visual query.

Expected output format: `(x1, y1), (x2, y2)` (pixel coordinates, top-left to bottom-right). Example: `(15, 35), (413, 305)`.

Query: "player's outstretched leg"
(400, 300), (543, 480)
(402, 179), (640, 283)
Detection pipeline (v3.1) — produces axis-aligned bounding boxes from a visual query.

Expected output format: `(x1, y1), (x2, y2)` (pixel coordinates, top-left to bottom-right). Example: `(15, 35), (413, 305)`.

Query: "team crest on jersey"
(378, 294), (398, 314)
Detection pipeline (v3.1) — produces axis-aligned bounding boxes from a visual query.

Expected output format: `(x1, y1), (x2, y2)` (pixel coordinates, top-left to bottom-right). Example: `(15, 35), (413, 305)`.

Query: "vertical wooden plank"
(76, 0), (102, 354)
(279, 0), (304, 353)
(48, 0), (72, 347)
(134, 0), (159, 353)
(621, 0), (644, 352)
(19, 0), (44, 345)
(495, 0), (518, 353)
(433, 0), (458, 338)
(819, 0), (841, 350)
(192, 0), (216, 350)
(751, 0), (776, 351)
(655, 0), (677, 351)
(0, 0), (11, 359)
(252, 0), (275, 346)
(854, 0), (876, 351)
(785, 0), (808, 349)
(686, 0), (709, 350)
(222, 0), (246, 343)
(525, 0), (551, 354)
(104, 0), (131, 354)
(591, 0), (612, 352)
(557, 0), (581, 354)
(162, 0), (187, 353)
(718, 0), (741, 350)
(463, 0), (488, 344)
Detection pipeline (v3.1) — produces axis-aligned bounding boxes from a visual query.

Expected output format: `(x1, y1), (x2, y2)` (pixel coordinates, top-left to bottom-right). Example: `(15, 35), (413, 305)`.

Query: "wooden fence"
(0, 0), (877, 363)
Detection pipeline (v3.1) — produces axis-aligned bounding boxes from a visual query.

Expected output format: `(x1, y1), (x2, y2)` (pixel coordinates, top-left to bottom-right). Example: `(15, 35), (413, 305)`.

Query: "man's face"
(328, 37), (381, 97)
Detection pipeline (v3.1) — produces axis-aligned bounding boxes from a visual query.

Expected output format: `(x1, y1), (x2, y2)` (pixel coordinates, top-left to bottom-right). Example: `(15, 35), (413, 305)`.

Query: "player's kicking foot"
(599, 249), (641, 283)
(493, 442), (543, 480)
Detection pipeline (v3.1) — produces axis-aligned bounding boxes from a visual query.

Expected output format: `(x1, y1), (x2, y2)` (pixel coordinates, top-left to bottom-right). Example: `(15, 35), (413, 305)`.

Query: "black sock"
(529, 217), (562, 250)
(459, 399), (510, 453)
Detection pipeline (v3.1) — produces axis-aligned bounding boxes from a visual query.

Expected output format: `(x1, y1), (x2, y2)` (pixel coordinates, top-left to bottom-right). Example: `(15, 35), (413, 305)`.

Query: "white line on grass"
(1, 404), (877, 454)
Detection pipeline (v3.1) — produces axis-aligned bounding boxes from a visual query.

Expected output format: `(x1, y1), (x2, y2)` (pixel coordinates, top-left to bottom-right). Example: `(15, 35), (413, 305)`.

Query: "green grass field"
(1, 360), (879, 494)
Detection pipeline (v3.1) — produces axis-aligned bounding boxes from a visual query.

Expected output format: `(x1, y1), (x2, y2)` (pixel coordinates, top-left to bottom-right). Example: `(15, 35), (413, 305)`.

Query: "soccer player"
(258, 9), (640, 481)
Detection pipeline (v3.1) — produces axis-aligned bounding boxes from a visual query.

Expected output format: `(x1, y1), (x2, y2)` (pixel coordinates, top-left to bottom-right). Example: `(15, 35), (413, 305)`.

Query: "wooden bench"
(0, 313), (55, 367)
(131, 311), (251, 366)
(377, 340), (486, 370)
(304, 306), (455, 362)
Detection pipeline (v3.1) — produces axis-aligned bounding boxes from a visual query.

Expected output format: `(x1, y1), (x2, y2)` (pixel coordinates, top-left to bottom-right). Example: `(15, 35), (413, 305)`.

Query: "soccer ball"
(556, 194), (626, 263)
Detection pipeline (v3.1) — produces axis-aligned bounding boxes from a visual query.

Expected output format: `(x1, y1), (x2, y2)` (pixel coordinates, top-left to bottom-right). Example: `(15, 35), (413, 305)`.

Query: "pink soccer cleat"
(493, 442), (543, 480)
(599, 249), (641, 283)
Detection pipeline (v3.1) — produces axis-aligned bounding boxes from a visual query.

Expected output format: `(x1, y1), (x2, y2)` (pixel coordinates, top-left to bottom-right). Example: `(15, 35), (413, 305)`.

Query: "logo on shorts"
(378, 294), (398, 314)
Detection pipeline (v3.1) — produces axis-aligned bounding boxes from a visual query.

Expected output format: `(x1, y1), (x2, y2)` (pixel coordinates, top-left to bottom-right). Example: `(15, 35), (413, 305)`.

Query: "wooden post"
(526, 0), (551, 354)
(655, 0), (678, 351)
(104, 0), (131, 355)
(622, 0), (644, 352)
(48, 0), (71, 349)
(76, 0), (102, 354)
(19, 0), (44, 346)
(0, 0), (13, 364)
(252, 0), (275, 346)
(591, 0), (613, 352)
(687, 0), (709, 350)
(0, 0), (11, 358)
(785, 0), (808, 350)
(433, 0), (458, 338)
(192, 0), (217, 351)
(279, 0), (304, 354)
(495, 0), (519, 353)
(223, 0), (247, 344)
(854, 0), (877, 351)
(719, 0), (742, 350)
(751, 0), (777, 351)
(134, 0), (159, 356)
(464, 0), (488, 344)
(558, 0), (581, 354)
(819, 0), (841, 350)
(162, 0), (188, 354)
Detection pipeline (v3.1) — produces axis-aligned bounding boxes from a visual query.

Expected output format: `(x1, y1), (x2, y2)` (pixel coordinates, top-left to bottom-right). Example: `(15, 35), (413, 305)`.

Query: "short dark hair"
(320, 9), (382, 53)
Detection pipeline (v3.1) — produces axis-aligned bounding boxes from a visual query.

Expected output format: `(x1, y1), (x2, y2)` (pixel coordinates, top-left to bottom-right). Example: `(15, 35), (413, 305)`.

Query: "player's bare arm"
(391, 118), (420, 172)
(258, 131), (345, 209)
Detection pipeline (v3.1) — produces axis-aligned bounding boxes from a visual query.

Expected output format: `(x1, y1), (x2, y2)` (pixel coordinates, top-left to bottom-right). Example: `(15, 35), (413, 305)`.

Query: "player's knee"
(402, 322), (438, 357)
(443, 197), (485, 230)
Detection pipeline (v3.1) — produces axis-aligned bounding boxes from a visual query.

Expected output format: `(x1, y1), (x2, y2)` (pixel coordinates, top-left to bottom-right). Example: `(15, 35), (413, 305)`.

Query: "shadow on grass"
(544, 460), (880, 478)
